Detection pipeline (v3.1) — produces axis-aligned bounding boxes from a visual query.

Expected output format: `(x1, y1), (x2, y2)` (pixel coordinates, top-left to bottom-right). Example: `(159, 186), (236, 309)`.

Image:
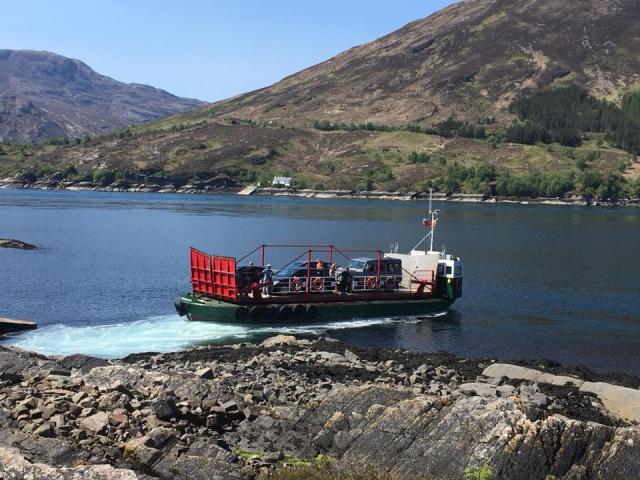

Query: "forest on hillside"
(508, 86), (640, 154)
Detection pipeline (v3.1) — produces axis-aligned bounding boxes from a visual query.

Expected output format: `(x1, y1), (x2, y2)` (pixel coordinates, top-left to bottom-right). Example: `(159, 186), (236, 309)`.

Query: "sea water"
(1, 189), (639, 373)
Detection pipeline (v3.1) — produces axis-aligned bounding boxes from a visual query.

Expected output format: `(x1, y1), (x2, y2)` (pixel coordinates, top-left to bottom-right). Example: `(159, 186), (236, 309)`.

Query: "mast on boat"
(411, 188), (439, 253)
(429, 188), (435, 252)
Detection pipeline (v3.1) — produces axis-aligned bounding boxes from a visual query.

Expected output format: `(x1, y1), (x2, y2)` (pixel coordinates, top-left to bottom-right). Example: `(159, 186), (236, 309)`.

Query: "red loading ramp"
(190, 248), (237, 301)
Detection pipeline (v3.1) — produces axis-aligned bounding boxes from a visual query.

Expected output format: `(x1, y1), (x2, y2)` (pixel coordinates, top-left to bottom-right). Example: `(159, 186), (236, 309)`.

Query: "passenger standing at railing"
(337, 267), (353, 294)
(316, 258), (325, 270)
(329, 263), (337, 278)
(261, 264), (274, 296)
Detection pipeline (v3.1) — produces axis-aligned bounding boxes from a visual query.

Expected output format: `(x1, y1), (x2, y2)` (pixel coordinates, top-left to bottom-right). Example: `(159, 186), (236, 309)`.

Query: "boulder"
(60, 354), (109, 373)
(0, 239), (37, 250)
(483, 363), (582, 387)
(79, 411), (108, 434)
(153, 397), (179, 420)
(483, 364), (640, 423)
(261, 335), (310, 348)
(0, 447), (138, 480)
(194, 367), (214, 380)
(580, 381), (640, 423)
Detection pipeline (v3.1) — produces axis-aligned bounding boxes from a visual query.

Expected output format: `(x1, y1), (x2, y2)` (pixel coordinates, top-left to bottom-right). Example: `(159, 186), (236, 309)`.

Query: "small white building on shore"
(272, 176), (293, 188)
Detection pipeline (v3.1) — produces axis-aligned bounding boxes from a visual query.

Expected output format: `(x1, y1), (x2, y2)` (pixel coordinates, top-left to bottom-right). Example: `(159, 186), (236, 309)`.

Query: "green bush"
(463, 464), (495, 480)
(35, 164), (55, 178)
(575, 156), (588, 171)
(494, 170), (575, 198)
(631, 177), (640, 198)
(408, 151), (430, 163)
(92, 169), (116, 186)
(265, 457), (392, 480)
(61, 164), (78, 179)
(322, 160), (336, 175)
(46, 136), (70, 146)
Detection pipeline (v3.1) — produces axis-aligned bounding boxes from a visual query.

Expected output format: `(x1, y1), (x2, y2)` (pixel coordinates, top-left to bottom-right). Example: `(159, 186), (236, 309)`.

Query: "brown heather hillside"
(212, 0), (640, 126)
(2, 0), (640, 194)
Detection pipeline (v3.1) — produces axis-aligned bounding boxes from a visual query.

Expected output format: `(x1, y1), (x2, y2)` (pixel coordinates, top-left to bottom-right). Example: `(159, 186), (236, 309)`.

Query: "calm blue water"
(1, 189), (639, 373)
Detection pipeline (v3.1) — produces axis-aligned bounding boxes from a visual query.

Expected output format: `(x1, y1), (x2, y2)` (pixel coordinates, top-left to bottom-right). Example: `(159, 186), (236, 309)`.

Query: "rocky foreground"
(1, 336), (640, 480)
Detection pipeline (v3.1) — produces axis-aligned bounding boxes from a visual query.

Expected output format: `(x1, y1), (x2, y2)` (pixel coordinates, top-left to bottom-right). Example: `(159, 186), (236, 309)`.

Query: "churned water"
(1, 189), (639, 373)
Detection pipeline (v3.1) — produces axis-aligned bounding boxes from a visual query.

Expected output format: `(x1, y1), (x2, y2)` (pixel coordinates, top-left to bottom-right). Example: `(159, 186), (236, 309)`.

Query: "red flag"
(422, 218), (437, 228)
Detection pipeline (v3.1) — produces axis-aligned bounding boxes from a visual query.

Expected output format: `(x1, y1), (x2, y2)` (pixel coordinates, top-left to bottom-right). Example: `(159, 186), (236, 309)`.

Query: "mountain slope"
(2, 0), (640, 197)
(211, 0), (640, 126)
(0, 50), (204, 143)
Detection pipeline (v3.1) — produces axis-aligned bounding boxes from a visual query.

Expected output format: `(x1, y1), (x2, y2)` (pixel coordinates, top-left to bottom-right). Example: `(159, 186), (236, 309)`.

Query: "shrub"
(265, 457), (392, 480)
(61, 164), (78, 179)
(463, 464), (496, 480)
(408, 151), (430, 163)
(92, 169), (116, 186)
(631, 177), (640, 198)
(322, 160), (336, 175)
(575, 156), (588, 171)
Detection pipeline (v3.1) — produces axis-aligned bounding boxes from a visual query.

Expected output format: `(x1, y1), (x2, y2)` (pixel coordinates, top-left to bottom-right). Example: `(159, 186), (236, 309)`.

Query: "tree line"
(311, 119), (486, 139)
(509, 86), (640, 153)
(428, 162), (636, 201)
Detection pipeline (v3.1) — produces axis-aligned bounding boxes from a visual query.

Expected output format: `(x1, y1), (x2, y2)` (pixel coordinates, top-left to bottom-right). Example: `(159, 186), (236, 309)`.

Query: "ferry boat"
(175, 196), (462, 323)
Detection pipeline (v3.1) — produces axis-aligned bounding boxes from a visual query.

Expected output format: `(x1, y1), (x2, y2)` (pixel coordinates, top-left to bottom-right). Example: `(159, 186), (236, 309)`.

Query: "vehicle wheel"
(235, 307), (249, 321)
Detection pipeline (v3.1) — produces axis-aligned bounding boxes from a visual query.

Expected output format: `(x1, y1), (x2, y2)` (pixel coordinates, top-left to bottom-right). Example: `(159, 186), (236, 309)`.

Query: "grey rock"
(60, 354), (109, 373)
(80, 411), (108, 434)
(0, 447), (138, 479)
(153, 397), (179, 420)
(194, 367), (214, 380)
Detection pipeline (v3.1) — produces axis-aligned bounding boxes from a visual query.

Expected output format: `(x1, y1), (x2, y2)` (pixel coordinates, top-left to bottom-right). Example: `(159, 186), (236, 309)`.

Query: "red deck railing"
(190, 244), (436, 302)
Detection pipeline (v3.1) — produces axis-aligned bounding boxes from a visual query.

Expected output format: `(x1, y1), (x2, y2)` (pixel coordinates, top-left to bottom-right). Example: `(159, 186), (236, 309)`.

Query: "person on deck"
(337, 267), (353, 294)
(261, 264), (274, 296)
(328, 263), (337, 278)
(316, 258), (325, 271)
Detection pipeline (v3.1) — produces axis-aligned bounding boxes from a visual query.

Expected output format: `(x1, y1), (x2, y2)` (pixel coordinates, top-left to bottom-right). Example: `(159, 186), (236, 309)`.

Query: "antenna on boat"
(412, 189), (440, 253)
(428, 189), (439, 252)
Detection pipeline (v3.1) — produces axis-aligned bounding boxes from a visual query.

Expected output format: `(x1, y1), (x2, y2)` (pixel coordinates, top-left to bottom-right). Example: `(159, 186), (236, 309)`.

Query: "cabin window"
(455, 266), (462, 276)
(437, 264), (445, 275)
(446, 266), (452, 275)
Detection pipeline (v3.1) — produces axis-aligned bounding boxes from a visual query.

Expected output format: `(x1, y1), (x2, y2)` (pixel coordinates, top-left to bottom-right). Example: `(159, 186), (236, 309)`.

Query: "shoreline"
(2, 178), (639, 208)
(1, 336), (640, 479)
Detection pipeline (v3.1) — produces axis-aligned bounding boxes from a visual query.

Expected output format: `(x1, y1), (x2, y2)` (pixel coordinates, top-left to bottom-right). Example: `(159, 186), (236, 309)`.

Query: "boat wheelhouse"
(175, 194), (462, 323)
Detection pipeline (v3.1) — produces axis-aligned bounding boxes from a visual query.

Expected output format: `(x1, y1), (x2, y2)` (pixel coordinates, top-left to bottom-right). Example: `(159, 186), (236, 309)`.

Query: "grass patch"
(262, 456), (393, 480)
(470, 11), (507, 33)
(463, 464), (495, 480)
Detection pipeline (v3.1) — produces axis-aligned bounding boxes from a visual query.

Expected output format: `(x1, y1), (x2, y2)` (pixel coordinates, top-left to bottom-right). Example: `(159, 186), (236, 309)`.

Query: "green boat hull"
(175, 293), (454, 324)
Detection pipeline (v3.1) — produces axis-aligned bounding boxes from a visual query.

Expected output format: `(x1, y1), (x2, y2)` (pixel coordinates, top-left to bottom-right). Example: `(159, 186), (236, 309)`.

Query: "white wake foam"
(4, 312), (447, 359)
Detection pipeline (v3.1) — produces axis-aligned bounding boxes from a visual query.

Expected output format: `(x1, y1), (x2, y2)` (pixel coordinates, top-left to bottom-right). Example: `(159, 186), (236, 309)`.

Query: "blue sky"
(3, 0), (455, 102)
